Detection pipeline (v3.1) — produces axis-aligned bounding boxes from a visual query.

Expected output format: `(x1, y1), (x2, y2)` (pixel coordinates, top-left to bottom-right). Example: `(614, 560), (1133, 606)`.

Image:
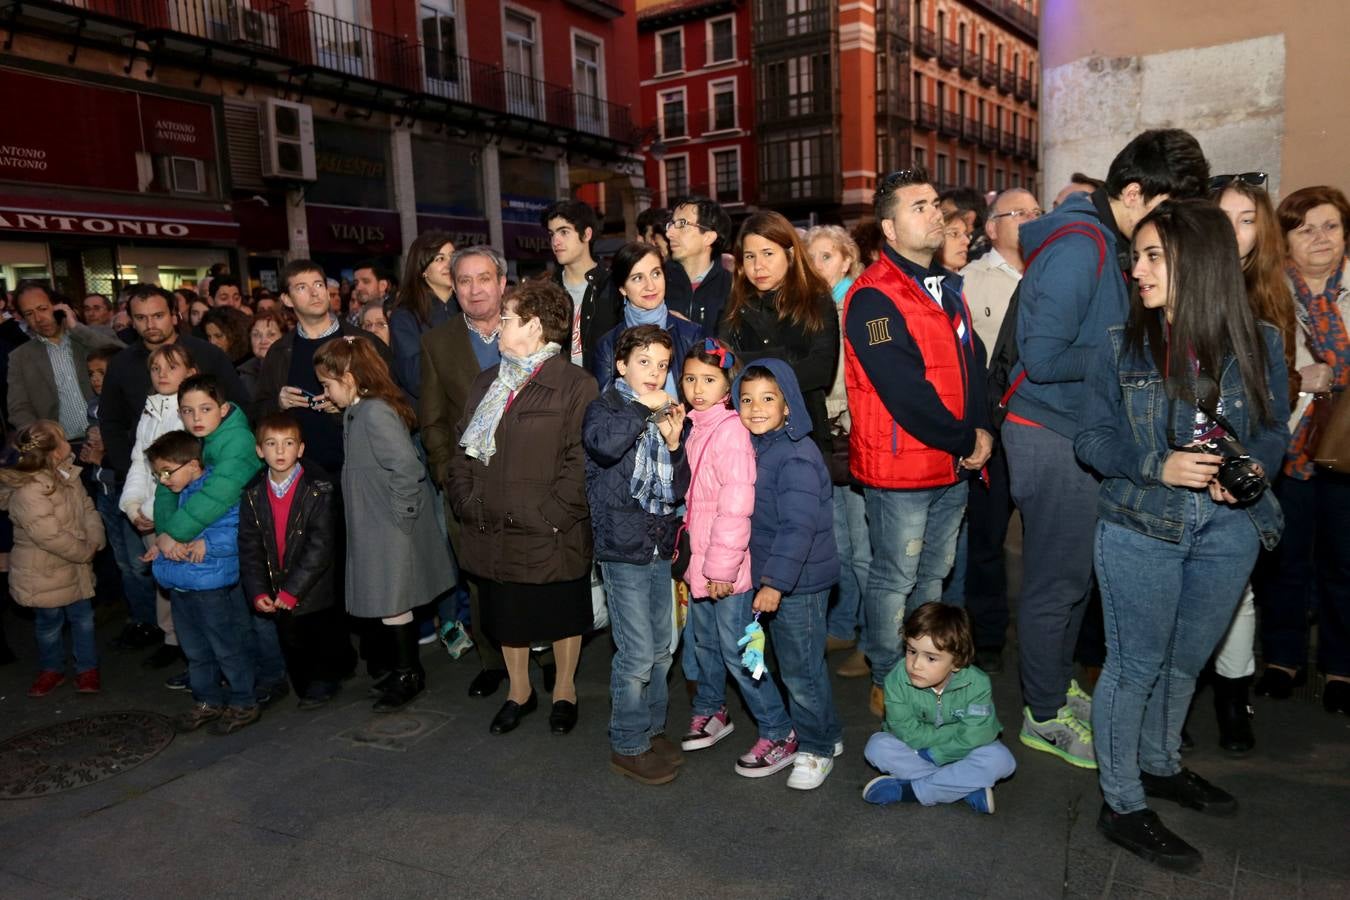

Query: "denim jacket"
(1075, 322), (1290, 550)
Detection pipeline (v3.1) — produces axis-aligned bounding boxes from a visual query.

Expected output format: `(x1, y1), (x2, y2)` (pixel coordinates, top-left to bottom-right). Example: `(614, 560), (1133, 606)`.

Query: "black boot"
(373, 622), (425, 713)
(0, 606), (15, 666)
(1214, 675), (1255, 753)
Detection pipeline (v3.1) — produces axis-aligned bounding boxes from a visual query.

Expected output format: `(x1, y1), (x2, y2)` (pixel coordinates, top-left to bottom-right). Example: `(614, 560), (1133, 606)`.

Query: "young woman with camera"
(1074, 199), (1290, 872)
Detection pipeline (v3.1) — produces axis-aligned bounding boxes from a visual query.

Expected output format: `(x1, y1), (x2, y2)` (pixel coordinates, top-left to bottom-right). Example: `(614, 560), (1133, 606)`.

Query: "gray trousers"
(1003, 421), (1098, 721)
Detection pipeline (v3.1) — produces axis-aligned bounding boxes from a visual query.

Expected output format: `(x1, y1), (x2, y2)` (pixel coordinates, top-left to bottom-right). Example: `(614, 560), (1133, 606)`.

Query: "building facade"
(0, 0), (644, 297)
(636, 0), (754, 213)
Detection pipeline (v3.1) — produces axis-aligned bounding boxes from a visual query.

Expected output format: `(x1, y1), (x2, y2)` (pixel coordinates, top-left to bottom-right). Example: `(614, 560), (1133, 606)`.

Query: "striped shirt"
(40, 332), (89, 440)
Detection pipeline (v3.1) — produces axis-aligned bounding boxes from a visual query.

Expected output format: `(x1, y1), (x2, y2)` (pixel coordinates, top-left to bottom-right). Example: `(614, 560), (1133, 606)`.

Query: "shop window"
(413, 136), (484, 216)
(171, 157), (206, 194)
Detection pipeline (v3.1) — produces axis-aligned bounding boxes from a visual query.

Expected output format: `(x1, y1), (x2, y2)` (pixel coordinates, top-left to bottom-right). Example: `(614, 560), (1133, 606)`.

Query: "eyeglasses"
(499, 314), (521, 326)
(1209, 172), (1268, 191)
(155, 460), (191, 482)
(665, 218), (710, 233)
(989, 207), (1043, 221)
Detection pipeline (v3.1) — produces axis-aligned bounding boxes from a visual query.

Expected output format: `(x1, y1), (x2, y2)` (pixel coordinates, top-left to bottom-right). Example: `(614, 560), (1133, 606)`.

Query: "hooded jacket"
(152, 404), (261, 543)
(0, 463), (105, 608)
(731, 358), (838, 595)
(682, 402), (756, 597)
(151, 467), (240, 592)
(120, 393), (184, 522)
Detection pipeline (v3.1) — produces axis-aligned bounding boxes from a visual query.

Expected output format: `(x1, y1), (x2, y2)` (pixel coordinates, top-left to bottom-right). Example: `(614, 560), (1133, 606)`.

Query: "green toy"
(737, 613), (766, 680)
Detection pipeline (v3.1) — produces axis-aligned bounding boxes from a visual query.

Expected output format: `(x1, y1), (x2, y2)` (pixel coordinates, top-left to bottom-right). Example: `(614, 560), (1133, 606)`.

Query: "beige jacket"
(0, 463), (105, 608)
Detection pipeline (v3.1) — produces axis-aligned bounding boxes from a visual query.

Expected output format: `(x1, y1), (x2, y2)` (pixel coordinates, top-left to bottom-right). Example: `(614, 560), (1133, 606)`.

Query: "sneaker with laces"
(1097, 803), (1202, 873)
(1019, 706), (1097, 769)
(174, 702), (224, 733)
(1065, 679), (1093, 723)
(27, 670), (66, 698)
(681, 706), (735, 751)
(1140, 768), (1237, 816)
(74, 669), (101, 694)
(862, 776), (916, 805)
(208, 705), (261, 736)
(965, 787), (995, 814)
(735, 731), (799, 778)
(786, 752), (833, 790)
(164, 670), (190, 691)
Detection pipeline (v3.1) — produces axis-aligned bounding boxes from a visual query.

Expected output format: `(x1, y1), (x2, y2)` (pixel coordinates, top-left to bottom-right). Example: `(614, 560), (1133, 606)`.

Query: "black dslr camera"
(1178, 432), (1267, 504)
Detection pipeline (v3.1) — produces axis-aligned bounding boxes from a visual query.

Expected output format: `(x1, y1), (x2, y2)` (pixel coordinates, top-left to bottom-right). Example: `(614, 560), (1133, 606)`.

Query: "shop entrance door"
(48, 243), (118, 301)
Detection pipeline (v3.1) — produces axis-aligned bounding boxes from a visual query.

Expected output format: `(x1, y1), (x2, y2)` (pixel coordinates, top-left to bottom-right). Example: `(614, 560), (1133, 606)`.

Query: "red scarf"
(1284, 257), (1350, 479)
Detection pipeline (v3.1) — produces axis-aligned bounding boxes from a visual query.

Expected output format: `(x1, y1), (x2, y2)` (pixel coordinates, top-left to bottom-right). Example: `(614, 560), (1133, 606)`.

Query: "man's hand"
(961, 428), (994, 470)
(278, 386), (310, 411)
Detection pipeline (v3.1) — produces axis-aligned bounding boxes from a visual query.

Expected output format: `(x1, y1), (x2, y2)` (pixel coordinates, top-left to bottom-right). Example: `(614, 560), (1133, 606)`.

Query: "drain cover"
(0, 711), (175, 799)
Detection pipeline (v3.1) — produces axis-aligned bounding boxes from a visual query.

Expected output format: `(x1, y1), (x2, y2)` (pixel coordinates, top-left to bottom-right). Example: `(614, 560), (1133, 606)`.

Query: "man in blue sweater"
(1004, 130), (1209, 769)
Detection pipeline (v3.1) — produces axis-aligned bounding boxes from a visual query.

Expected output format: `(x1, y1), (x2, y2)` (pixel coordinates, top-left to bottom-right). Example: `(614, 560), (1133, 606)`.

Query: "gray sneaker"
(1019, 706), (1097, 769)
(1065, 679), (1093, 723)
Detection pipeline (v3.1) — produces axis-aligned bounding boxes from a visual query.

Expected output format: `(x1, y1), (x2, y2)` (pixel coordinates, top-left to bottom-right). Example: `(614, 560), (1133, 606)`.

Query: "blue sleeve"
(388, 309), (424, 401)
(1074, 341), (1166, 486)
(1016, 236), (1101, 385)
(845, 288), (977, 457)
(591, 328), (617, 391)
(582, 395), (647, 468)
(1248, 326), (1291, 475)
(202, 514), (239, 558)
(759, 457), (820, 592)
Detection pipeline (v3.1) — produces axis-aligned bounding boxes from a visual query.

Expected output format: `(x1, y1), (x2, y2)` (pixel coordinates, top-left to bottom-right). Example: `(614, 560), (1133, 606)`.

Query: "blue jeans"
(689, 591), (792, 740)
(171, 587), (257, 709)
(95, 491), (157, 627)
(602, 559), (674, 756)
(765, 589), (840, 757)
(34, 600), (97, 674)
(245, 609), (288, 689)
(940, 516), (970, 605)
(863, 482), (968, 685)
(1092, 497), (1258, 814)
(864, 732), (1016, 804)
(827, 484), (871, 641)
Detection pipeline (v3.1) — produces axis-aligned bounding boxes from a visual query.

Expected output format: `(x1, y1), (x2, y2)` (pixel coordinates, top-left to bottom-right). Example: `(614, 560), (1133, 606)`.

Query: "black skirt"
(480, 576), (592, 646)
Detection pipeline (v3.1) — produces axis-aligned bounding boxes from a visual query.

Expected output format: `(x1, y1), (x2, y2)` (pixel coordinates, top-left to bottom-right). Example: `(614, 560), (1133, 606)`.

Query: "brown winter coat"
(0, 464), (106, 608)
(447, 354), (597, 585)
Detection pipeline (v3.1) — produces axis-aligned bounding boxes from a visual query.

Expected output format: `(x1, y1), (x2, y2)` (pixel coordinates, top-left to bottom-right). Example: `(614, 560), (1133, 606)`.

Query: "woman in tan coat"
(0, 421), (107, 697)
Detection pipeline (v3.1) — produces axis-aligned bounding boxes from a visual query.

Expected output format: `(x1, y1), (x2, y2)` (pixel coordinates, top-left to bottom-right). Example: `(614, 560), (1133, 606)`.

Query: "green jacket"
(154, 404), (261, 543)
(882, 662), (1002, 766)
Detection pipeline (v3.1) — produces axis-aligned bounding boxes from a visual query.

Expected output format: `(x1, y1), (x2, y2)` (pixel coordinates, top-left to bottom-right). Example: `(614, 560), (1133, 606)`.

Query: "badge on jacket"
(866, 318), (892, 346)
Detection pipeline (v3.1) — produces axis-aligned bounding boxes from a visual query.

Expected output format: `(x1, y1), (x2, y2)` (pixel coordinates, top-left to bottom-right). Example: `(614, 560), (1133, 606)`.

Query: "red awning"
(0, 194), (239, 243)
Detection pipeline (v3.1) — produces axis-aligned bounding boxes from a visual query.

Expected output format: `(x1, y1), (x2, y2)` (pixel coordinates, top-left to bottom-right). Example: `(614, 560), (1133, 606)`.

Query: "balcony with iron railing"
(999, 68), (1015, 94)
(1015, 76), (1033, 101)
(939, 39), (961, 69)
(961, 117), (980, 144)
(752, 5), (830, 44)
(914, 26), (937, 59)
(939, 109), (961, 137)
(1000, 130), (1017, 154)
(981, 124), (998, 149)
(758, 90), (834, 125)
(876, 5), (911, 42)
(980, 59), (998, 87)
(877, 89), (914, 123)
(915, 101), (938, 131)
(970, 0), (1039, 43)
(960, 49), (980, 79)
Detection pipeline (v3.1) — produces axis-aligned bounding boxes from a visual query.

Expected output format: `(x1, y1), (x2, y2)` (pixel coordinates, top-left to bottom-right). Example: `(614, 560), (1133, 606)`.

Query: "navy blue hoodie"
(731, 358), (839, 595)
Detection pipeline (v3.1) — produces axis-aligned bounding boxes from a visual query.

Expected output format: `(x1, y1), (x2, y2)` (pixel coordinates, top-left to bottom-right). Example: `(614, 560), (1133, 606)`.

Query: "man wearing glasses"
(665, 196), (733, 332)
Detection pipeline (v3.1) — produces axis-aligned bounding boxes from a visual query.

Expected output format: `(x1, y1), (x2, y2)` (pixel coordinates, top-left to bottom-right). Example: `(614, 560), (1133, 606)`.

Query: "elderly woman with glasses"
(448, 279), (599, 737)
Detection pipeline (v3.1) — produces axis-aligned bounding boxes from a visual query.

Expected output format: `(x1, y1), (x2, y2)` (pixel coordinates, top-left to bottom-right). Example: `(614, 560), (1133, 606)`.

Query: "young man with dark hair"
(636, 206), (673, 258)
(1003, 128), (1209, 770)
(209, 276), (243, 309)
(667, 195), (732, 330)
(543, 199), (617, 370)
(351, 261), (392, 311)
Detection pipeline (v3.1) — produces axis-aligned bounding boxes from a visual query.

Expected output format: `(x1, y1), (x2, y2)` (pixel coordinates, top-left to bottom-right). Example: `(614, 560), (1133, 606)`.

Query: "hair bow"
(704, 338), (735, 370)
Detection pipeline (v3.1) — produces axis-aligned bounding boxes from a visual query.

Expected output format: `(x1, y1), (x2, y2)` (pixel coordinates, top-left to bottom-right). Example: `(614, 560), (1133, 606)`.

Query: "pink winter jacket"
(683, 404), (756, 597)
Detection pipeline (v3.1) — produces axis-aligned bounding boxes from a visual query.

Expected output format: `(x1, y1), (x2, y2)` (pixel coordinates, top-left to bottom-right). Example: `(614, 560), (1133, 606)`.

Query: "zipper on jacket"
(244, 492), (278, 596)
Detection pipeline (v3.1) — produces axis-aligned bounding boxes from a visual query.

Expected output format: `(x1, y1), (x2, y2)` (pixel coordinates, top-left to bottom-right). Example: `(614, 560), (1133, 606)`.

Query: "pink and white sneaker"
(734, 730), (799, 778)
(681, 706), (735, 751)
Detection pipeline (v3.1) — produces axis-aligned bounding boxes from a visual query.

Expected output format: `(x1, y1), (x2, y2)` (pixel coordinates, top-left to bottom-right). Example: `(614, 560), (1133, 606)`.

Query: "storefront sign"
(306, 204), (401, 255)
(0, 194), (238, 242)
(502, 222), (553, 261)
(139, 95), (216, 161)
(415, 213), (490, 249)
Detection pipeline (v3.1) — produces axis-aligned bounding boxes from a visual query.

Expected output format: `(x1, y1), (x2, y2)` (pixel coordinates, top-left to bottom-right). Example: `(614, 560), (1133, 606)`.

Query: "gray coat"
(341, 397), (456, 618)
(7, 323), (123, 430)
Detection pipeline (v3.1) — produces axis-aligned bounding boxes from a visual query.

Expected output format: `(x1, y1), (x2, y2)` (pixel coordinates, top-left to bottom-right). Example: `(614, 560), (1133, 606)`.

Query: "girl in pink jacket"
(678, 339), (797, 778)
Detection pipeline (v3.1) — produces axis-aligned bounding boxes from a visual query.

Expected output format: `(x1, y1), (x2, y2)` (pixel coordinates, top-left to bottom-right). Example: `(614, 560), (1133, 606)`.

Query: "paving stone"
(1234, 870), (1293, 899)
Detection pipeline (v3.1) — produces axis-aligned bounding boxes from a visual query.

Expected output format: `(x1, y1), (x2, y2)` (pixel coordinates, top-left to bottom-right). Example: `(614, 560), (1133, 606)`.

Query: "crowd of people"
(0, 126), (1346, 875)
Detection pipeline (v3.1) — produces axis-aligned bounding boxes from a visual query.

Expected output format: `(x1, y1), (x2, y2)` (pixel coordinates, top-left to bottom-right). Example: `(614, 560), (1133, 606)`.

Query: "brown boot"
(869, 684), (885, 718)
(825, 635), (857, 653)
(610, 749), (679, 785)
(650, 734), (686, 768)
(836, 649), (870, 678)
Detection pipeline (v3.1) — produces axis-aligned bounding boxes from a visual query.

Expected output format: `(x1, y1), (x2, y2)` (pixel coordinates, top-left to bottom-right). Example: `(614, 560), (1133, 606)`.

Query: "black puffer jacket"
(238, 463), (339, 614)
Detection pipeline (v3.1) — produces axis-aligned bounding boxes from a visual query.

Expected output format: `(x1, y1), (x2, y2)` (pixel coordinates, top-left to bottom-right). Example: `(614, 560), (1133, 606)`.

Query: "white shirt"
(960, 247), (1022, 356)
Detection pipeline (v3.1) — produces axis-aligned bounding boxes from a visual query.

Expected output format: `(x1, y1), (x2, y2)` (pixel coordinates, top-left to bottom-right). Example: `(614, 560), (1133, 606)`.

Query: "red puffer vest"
(843, 255), (970, 490)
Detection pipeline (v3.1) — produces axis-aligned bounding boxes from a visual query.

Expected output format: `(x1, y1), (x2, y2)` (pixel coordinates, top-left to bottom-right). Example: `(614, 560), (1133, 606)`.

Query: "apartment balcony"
(939, 110), (961, 138)
(1000, 130), (1017, 154)
(914, 101), (938, 131)
(980, 59), (999, 87)
(280, 7), (419, 90)
(981, 124), (998, 149)
(1015, 76), (1033, 102)
(752, 5), (830, 44)
(939, 39), (961, 69)
(999, 68), (1016, 94)
(960, 49), (980, 79)
(970, 0), (1040, 44)
(877, 89), (914, 124)
(961, 117), (980, 145)
(757, 91), (834, 126)
(1020, 138), (1038, 162)
(914, 26), (937, 59)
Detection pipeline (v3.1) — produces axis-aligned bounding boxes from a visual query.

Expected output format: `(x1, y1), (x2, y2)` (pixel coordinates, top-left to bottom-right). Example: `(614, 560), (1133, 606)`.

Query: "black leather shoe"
(490, 692), (538, 734)
(1214, 675), (1255, 753)
(142, 643), (183, 670)
(1097, 804), (1201, 873)
(373, 669), (425, 713)
(1254, 666), (1304, 699)
(1323, 679), (1350, 715)
(1140, 768), (1237, 816)
(549, 700), (578, 735)
(468, 668), (508, 698)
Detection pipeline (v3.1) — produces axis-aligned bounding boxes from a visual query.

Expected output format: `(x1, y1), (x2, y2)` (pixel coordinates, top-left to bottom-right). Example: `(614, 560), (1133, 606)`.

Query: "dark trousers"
(964, 444), (1013, 651)
(444, 498), (505, 671)
(274, 604), (356, 695)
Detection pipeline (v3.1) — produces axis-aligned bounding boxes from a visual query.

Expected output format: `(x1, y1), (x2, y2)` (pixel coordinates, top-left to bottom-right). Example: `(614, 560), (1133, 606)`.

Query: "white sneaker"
(833, 739), (844, 758)
(785, 752), (833, 790)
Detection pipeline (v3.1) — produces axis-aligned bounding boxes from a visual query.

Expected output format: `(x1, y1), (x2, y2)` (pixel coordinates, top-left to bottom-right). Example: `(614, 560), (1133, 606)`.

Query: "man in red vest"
(843, 168), (993, 717)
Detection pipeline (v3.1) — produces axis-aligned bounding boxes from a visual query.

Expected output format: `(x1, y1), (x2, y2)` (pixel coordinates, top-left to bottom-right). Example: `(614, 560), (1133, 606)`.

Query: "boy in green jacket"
(862, 602), (1016, 814)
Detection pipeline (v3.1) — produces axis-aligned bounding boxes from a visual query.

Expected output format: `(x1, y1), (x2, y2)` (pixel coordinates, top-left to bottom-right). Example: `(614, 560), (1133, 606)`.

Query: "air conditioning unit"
(170, 157), (206, 194)
(259, 98), (316, 182)
(231, 4), (280, 50)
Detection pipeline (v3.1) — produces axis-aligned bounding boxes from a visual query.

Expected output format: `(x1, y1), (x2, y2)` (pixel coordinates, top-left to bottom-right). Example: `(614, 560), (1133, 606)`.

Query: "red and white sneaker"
(75, 669), (102, 694)
(681, 706), (735, 751)
(27, 670), (66, 698)
(734, 730), (799, 778)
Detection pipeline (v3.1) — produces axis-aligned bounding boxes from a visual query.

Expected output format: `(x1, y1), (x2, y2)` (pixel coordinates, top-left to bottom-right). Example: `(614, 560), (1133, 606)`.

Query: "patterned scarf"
(615, 378), (677, 515)
(1284, 257), (1350, 479)
(459, 342), (561, 465)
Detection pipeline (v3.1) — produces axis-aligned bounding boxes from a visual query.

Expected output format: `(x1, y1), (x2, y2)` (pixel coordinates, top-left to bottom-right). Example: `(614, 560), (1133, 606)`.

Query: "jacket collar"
(1088, 188), (1133, 276)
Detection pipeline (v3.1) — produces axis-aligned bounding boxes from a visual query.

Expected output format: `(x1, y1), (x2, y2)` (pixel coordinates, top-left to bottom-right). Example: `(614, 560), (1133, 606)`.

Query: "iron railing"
(939, 110), (961, 137)
(914, 26), (937, 58)
(939, 38), (961, 69)
(960, 49), (980, 78)
(980, 59), (999, 87)
(914, 102), (938, 130)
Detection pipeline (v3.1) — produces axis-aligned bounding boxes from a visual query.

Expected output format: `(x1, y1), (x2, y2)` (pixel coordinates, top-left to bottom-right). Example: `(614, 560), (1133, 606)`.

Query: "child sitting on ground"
(144, 430), (257, 735)
(862, 601), (1016, 814)
(239, 412), (356, 710)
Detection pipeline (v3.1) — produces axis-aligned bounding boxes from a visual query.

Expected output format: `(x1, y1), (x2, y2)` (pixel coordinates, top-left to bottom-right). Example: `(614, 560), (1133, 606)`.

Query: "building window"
(710, 80), (737, 132)
(913, 146), (926, 170)
(708, 15), (734, 64)
(957, 158), (969, 187)
(760, 53), (828, 119)
(712, 148), (740, 203)
(761, 130), (831, 200)
(573, 34), (605, 134)
(995, 168), (1004, 191)
(936, 153), (948, 188)
(977, 162), (987, 192)
(936, 9), (945, 38)
(504, 8), (540, 118)
(663, 155), (688, 203)
(658, 28), (683, 74)
(420, 1), (460, 96)
(660, 89), (687, 138)
(978, 32), (986, 59)
(1012, 172), (1020, 188)
(978, 97), (986, 126)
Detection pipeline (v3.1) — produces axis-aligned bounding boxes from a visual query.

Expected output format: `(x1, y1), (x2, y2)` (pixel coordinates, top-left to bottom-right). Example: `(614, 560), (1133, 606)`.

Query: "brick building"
(0, 0), (644, 297)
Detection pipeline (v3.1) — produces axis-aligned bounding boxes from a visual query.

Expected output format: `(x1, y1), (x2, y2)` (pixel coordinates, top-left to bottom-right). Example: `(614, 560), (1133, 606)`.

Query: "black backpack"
(986, 222), (1110, 429)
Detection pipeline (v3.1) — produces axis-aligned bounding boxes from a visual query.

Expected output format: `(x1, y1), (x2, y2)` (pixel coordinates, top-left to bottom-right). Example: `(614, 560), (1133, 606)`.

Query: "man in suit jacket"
(420, 245), (516, 698)
(8, 282), (123, 440)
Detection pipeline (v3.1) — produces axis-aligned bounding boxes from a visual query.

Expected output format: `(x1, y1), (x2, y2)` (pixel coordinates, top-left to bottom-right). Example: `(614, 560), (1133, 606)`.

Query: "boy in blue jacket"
(143, 430), (259, 737)
(732, 358), (841, 791)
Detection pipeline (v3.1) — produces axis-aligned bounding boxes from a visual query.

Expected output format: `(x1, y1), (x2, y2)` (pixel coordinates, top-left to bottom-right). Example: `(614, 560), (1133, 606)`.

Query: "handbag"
(1311, 390), (1350, 473)
(670, 417), (735, 581)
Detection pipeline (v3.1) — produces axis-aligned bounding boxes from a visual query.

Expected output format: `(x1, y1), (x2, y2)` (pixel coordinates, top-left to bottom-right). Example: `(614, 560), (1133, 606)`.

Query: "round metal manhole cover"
(0, 711), (175, 799)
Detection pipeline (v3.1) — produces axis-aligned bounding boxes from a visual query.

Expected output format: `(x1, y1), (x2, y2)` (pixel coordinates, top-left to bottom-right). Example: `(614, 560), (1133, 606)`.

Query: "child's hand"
(707, 580), (735, 599)
(131, 513), (155, 534)
(656, 403), (685, 449)
(185, 540), (207, 564)
(154, 532), (178, 555)
(254, 595), (276, 613)
(752, 585), (782, 614)
(637, 389), (673, 412)
(139, 545), (160, 563)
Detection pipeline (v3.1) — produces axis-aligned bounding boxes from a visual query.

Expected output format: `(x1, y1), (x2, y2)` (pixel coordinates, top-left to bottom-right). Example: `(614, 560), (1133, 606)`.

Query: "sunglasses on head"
(1210, 172), (1267, 191)
(879, 168), (931, 190)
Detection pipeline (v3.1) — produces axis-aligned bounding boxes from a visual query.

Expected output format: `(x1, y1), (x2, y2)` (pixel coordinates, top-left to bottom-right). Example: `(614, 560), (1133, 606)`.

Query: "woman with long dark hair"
(388, 230), (456, 399)
(1076, 199), (1289, 872)
(718, 211), (838, 455)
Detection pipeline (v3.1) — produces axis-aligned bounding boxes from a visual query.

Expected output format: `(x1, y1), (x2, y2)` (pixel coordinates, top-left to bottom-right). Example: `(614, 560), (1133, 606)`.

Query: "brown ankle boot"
(610, 749), (679, 785)
(869, 684), (885, 718)
(837, 649), (870, 678)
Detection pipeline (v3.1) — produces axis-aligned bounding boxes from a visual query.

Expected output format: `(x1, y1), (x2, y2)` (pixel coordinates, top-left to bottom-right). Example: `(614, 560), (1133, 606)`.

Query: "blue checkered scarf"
(615, 379), (677, 515)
